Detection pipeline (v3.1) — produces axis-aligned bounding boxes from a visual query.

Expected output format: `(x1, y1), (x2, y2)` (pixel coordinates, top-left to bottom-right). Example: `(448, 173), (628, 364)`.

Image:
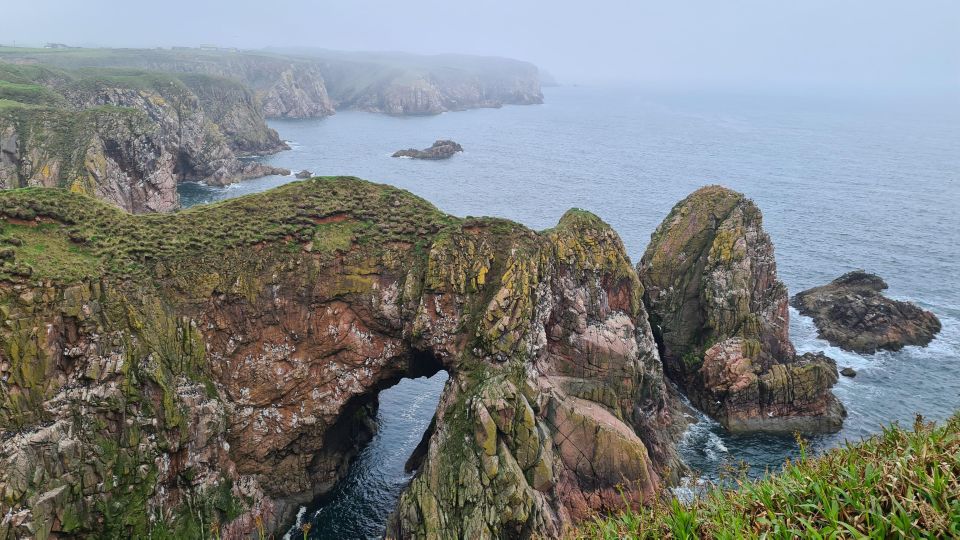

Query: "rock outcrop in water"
(0, 62), (289, 212)
(792, 270), (942, 353)
(0, 178), (680, 539)
(392, 140), (463, 160)
(638, 186), (845, 433)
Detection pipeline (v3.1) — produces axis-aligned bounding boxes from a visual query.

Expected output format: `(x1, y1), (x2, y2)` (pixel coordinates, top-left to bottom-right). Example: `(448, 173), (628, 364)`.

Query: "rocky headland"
(0, 62), (289, 212)
(638, 186), (845, 433)
(0, 178), (681, 539)
(306, 50), (544, 114)
(792, 270), (942, 353)
(392, 140), (463, 160)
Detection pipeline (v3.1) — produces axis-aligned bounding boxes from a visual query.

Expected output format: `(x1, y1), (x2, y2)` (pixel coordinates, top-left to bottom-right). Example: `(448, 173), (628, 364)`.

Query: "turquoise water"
(180, 86), (960, 538)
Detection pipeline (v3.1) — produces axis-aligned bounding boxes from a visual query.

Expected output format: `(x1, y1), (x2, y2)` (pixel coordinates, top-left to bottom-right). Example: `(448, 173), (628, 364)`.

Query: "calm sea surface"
(180, 86), (960, 539)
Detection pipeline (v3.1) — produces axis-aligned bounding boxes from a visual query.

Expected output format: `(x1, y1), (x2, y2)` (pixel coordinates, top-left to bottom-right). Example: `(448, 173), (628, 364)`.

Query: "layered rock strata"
(0, 178), (679, 539)
(638, 186), (844, 433)
(792, 270), (941, 353)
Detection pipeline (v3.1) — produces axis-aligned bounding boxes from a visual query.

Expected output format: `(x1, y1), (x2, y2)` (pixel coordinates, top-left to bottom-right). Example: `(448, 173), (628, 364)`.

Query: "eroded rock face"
(0, 179), (679, 539)
(638, 185), (844, 433)
(0, 106), (179, 213)
(0, 67), (292, 212)
(392, 140), (463, 160)
(792, 270), (942, 353)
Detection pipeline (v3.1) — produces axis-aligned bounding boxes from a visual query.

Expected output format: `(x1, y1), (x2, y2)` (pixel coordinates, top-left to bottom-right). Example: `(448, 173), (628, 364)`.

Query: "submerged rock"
(638, 185), (845, 434)
(392, 140), (463, 160)
(792, 271), (941, 354)
(0, 179), (681, 539)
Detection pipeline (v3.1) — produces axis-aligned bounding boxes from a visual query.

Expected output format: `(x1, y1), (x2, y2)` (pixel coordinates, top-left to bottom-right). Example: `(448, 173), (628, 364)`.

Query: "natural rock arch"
(0, 178), (679, 539)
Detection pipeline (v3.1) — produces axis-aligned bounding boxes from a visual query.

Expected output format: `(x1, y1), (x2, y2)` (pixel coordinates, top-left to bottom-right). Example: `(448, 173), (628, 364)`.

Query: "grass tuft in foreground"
(575, 413), (960, 539)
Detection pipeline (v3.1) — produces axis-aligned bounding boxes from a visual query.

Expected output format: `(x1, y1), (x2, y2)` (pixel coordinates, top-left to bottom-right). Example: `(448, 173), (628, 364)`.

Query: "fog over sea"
(179, 86), (960, 539)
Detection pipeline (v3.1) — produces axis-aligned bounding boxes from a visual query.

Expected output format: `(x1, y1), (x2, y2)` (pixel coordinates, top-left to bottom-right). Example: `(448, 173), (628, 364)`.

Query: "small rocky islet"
(392, 139), (463, 160)
(792, 270), (942, 354)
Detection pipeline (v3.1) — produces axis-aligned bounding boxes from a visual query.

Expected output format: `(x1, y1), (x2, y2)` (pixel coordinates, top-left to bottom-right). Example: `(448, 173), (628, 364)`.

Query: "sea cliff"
(0, 178), (677, 539)
(0, 62), (288, 212)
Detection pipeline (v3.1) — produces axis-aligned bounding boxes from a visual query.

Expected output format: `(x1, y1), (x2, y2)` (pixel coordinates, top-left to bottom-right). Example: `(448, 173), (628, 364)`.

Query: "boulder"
(791, 270), (941, 353)
(295, 169), (313, 179)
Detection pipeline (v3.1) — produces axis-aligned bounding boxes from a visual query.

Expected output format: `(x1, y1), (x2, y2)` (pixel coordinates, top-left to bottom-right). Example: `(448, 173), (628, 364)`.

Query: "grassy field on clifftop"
(575, 413), (960, 539)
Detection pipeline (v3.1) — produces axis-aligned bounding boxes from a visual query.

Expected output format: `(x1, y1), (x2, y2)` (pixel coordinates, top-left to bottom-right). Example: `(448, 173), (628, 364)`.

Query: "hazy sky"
(2, 0), (957, 92)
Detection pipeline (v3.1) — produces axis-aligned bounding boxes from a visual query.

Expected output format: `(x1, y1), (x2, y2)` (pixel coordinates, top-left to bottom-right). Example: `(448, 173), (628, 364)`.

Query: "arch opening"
(286, 348), (448, 539)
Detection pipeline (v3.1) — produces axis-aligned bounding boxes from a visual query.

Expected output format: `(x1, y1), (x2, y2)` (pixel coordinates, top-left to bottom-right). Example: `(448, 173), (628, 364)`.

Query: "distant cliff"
(0, 47), (545, 118)
(301, 50), (544, 114)
(0, 62), (288, 212)
(0, 49), (337, 120)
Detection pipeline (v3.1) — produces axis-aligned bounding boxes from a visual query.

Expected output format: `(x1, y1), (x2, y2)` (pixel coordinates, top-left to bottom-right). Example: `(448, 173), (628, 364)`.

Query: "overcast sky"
(2, 0), (957, 93)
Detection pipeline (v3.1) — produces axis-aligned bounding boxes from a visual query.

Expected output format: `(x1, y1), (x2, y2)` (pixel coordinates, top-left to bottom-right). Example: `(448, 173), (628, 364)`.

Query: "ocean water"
(179, 86), (960, 537)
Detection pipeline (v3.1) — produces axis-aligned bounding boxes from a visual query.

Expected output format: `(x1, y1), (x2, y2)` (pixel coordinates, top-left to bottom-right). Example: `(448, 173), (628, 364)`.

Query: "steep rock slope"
(638, 186), (844, 433)
(0, 104), (178, 213)
(0, 178), (679, 539)
(792, 270), (941, 353)
(0, 63), (288, 212)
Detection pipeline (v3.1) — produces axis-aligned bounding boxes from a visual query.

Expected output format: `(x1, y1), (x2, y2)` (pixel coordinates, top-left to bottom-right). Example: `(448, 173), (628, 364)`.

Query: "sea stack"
(638, 185), (845, 433)
(792, 270), (941, 353)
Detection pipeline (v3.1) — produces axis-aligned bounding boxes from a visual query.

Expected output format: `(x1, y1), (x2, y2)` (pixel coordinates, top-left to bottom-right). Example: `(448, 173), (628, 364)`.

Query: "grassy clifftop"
(0, 177), (456, 284)
(575, 413), (960, 539)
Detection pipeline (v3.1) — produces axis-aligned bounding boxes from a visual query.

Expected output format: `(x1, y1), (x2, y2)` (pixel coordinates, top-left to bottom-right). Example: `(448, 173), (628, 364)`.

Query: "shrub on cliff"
(574, 412), (960, 539)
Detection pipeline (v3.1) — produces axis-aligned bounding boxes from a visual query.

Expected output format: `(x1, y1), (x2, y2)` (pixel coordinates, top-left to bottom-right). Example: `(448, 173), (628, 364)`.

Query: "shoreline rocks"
(791, 270), (942, 354)
(638, 185), (845, 434)
(295, 169), (313, 179)
(392, 140), (463, 160)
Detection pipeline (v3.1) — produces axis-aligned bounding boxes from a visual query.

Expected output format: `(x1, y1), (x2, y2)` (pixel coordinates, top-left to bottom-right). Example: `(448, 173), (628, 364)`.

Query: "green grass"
(0, 177), (459, 284)
(574, 413), (960, 539)
(0, 80), (66, 107)
(0, 222), (100, 281)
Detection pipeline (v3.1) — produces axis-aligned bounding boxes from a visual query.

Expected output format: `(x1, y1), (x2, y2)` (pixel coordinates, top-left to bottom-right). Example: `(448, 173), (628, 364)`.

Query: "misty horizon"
(2, 0), (958, 95)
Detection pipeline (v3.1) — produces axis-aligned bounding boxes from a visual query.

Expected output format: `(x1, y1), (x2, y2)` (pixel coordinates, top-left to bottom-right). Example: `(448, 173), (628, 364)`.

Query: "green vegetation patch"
(0, 222), (100, 281)
(575, 413), (960, 539)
